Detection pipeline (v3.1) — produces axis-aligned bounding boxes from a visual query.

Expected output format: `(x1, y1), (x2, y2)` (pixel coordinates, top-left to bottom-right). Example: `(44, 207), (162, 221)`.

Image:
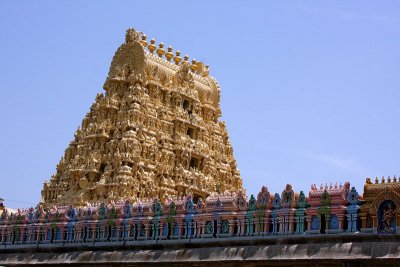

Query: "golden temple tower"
(40, 28), (243, 207)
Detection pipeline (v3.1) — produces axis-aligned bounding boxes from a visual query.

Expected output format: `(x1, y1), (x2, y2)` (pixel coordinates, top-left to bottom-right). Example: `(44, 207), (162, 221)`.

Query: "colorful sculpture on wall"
(306, 182), (350, 234)
(294, 191), (309, 234)
(346, 187), (360, 232)
(360, 176), (400, 234)
(2, 179), (400, 246)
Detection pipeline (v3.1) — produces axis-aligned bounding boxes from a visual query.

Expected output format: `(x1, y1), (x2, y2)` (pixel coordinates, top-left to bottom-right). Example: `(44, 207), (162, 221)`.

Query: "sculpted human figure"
(282, 184), (294, 205)
(381, 204), (395, 231)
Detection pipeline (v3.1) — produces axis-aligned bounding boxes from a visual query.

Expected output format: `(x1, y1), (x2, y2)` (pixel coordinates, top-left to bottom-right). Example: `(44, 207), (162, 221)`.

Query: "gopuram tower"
(40, 28), (243, 208)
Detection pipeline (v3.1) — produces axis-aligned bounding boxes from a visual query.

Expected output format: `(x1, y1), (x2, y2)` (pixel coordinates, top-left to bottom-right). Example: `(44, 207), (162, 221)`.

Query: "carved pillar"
(254, 217), (262, 235)
(41, 225), (46, 242)
(240, 218), (245, 236)
(35, 226), (40, 243)
(338, 215), (344, 231)
(264, 215), (270, 234)
(317, 215), (322, 233)
(144, 223), (150, 241)
(160, 222), (168, 239)
(372, 215), (378, 228)
(216, 220), (221, 237)
(179, 222), (185, 239)
(299, 217), (304, 234)
(325, 214), (330, 233)
(113, 225), (120, 241)
(99, 224), (105, 241)
(7, 227), (12, 243)
(91, 225), (97, 242)
(194, 220), (201, 238)
(157, 223), (163, 240)
(18, 226), (25, 244)
(346, 214), (352, 232)
(352, 214), (358, 232)
(79, 225), (84, 242)
(288, 217), (294, 233)
(200, 220), (205, 238)
(360, 214), (366, 229)
(228, 220), (235, 236)
(234, 219), (240, 236)
(278, 216), (283, 234)
(121, 223), (127, 240)
(396, 211), (400, 227)
(306, 215), (311, 231)
(0, 227), (5, 243)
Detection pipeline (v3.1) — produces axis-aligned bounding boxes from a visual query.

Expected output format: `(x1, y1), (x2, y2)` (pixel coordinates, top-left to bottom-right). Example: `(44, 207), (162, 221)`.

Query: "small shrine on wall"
(40, 28), (243, 208)
(360, 176), (400, 234)
(306, 182), (350, 234)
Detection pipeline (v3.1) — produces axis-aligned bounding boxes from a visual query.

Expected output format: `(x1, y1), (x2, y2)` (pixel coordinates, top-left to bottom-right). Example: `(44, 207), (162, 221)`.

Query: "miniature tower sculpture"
(40, 28), (243, 208)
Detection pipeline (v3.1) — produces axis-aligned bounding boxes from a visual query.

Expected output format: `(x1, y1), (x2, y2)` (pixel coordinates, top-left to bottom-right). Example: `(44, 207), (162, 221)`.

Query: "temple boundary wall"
(1, 234), (400, 266)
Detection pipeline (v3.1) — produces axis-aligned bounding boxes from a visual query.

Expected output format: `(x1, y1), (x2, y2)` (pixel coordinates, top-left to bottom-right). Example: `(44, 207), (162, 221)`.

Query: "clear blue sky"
(1, 1), (399, 209)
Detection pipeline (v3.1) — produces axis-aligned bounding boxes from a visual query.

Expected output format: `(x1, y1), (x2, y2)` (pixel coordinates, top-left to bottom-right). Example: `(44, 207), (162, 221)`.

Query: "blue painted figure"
(271, 193), (281, 234)
(151, 199), (163, 239)
(295, 191), (309, 234)
(245, 195), (257, 235)
(346, 187), (360, 232)
(184, 196), (196, 238)
(329, 215), (339, 230)
(311, 215), (319, 230)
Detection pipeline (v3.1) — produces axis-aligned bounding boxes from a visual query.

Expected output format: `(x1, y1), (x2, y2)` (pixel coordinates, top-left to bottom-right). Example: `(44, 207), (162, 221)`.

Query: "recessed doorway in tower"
(183, 99), (190, 112)
(320, 215), (326, 234)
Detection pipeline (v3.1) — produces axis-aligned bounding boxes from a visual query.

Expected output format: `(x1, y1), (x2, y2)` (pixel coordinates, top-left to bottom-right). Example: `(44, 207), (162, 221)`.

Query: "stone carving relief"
(40, 28), (243, 208)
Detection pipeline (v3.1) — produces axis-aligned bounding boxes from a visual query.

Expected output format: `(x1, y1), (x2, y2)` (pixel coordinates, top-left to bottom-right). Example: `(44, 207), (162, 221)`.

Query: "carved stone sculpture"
(40, 28), (243, 208)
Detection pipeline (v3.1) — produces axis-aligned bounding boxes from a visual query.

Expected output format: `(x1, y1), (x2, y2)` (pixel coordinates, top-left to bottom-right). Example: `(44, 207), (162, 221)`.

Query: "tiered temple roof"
(40, 28), (243, 208)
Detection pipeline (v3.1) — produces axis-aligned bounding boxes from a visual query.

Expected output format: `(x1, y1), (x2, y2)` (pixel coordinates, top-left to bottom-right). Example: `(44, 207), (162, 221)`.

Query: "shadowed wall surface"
(1, 235), (400, 266)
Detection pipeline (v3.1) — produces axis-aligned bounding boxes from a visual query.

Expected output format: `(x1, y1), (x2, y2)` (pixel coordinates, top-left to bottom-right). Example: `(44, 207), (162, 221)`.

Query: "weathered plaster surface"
(1, 234), (400, 266)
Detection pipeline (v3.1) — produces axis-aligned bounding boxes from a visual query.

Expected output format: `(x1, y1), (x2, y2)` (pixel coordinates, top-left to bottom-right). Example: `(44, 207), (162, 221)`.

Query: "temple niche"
(360, 176), (400, 234)
(40, 28), (243, 208)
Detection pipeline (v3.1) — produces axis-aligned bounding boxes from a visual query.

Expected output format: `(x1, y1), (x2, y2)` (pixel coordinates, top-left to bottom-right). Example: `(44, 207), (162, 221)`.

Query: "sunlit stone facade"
(40, 28), (243, 208)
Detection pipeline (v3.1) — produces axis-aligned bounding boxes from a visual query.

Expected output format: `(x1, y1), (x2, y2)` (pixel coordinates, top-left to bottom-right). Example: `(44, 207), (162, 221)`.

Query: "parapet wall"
(1, 179), (400, 246)
(1, 234), (400, 266)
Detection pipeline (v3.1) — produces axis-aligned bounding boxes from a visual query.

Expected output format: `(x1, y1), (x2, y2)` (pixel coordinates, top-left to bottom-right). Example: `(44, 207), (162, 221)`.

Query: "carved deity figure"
(381, 204), (395, 232)
(281, 184), (294, 207)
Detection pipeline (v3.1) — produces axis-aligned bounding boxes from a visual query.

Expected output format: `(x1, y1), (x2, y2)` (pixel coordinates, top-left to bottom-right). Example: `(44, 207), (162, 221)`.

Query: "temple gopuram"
(40, 28), (243, 208)
(1, 29), (400, 267)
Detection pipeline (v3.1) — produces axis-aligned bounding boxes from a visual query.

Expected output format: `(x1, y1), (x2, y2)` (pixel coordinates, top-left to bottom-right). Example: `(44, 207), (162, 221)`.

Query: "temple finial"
(148, 38), (156, 54)
(190, 59), (198, 72)
(165, 46), (173, 62)
(173, 50), (182, 65)
(156, 42), (165, 58)
(202, 65), (210, 77)
(141, 34), (148, 47)
(183, 54), (189, 64)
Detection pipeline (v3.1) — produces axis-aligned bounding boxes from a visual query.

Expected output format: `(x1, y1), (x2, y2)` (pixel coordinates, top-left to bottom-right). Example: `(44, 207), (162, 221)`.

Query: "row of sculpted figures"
(1, 180), (399, 245)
